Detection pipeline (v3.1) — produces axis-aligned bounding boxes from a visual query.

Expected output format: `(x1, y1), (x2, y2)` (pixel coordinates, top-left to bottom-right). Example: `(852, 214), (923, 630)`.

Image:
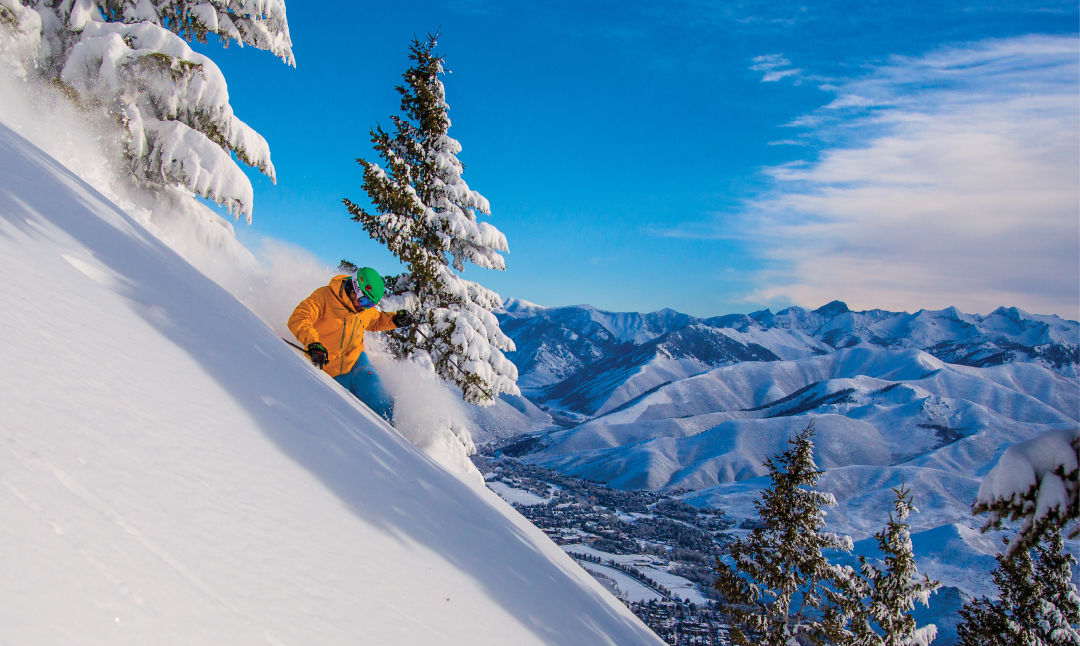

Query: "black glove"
(307, 342), (328, 368)
(392, 310), (416, 327)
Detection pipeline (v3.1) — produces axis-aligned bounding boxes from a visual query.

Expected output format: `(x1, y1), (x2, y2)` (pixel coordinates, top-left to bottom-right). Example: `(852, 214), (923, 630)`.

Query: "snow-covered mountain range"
(0, 123), (663, 644)
(476, 298), (1079, 612)
(498, 298), (1076, 418)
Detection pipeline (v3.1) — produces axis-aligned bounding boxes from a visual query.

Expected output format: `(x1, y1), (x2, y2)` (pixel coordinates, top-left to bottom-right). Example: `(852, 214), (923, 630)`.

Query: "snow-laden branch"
(974, 427), (1079, 557)
(1, 0), (291, 224)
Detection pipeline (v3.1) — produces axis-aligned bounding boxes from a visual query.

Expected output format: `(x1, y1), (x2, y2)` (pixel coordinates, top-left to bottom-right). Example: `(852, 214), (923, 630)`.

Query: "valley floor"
(474, 454), (734, 645)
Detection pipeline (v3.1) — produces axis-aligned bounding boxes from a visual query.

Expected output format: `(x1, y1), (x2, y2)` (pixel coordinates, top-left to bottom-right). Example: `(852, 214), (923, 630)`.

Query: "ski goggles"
(354, 292), (376, 309)
(347, 276), (377, 308)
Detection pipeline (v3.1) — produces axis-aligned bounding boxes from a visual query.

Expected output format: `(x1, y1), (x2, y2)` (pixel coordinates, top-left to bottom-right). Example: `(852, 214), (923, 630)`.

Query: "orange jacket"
(288, 275), (398, 377)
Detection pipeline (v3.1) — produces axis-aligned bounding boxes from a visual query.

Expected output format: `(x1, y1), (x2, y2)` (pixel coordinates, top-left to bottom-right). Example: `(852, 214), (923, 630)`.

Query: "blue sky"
(197, 1), (1078, 319)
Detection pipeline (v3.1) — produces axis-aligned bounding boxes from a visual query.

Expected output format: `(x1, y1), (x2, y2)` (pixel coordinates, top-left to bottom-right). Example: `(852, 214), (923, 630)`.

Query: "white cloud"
(744, 35), (1079, 318)
(751, 53), (802, 82)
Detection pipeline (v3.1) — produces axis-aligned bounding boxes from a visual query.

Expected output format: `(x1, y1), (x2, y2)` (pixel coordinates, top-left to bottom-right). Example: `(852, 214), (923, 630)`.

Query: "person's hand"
(392, 310), (416, 327)
(307, 342), (329, 368)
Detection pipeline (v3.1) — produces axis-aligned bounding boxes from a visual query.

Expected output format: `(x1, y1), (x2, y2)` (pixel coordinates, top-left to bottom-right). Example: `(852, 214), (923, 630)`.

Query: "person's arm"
(288, 291), (324, 346)
(364, 308), (399, 332)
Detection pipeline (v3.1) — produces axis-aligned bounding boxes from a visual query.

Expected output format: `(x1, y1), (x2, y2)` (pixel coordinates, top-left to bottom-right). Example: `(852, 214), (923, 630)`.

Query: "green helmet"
(352, 267), (385, 304)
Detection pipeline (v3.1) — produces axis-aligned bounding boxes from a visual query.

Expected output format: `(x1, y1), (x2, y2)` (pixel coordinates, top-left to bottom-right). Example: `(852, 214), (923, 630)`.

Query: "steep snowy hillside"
(0, 124), (663, 644)
(465, 392), (554, 442)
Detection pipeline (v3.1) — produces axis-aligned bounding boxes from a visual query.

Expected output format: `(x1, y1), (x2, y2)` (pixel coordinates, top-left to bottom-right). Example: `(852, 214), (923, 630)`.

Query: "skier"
(288, 267), (415, 421)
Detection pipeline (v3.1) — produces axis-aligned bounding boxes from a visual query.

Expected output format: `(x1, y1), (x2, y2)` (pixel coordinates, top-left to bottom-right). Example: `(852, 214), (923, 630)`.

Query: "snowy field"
(578, 562), (661, 604)
(0, 120), (663, 645)
(485, 481), (552, 506)
(565, 544), (710, 606)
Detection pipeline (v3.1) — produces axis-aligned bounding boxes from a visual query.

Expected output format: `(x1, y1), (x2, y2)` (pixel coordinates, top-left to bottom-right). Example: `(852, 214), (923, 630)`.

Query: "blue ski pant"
(334, 352), (394, 421)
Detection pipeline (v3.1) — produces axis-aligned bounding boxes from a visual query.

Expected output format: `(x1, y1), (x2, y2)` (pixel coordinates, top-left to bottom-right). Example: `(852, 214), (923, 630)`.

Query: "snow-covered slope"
(0, 124), (662, 645)
(532, 348), (1076, 462)
(524, 348), (1077, 550)
(465, 392), (554, 444)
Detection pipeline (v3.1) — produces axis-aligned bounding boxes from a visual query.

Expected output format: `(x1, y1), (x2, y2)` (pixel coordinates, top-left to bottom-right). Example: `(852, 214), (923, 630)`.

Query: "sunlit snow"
(0, 120), (662, 644)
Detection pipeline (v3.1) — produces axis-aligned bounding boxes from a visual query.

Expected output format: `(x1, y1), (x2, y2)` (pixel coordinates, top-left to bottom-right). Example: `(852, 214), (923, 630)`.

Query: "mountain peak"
(501, 297), (547, 313)
(990, 305), (1030, 320)
(814, 300), (851, 317)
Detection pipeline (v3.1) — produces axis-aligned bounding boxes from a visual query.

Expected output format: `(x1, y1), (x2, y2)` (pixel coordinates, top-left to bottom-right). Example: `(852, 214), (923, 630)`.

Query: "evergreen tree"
(973, 428), (1079, 559)
(343, 33), (518, 405)
(713, 421), (856, 645)
(1035, 532), (1080, 646)
(851, 482), (940, 646)
(0, 0), (293, 221)
(957, 533), (1080, 646)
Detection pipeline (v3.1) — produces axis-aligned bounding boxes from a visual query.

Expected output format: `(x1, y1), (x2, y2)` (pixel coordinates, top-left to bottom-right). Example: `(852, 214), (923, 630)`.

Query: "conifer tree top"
(344, 32), (516, 405)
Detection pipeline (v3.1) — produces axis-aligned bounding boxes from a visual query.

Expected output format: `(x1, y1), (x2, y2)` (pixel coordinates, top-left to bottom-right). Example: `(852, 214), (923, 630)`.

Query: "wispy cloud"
(751, 53), (802, 82)
(742, 35), (1079, 318)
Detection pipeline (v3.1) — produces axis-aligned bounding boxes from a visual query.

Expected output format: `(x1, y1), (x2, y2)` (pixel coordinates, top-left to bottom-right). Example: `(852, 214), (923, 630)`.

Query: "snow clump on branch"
(0, 0), (293, 223)
(974, 427), (1079, 557)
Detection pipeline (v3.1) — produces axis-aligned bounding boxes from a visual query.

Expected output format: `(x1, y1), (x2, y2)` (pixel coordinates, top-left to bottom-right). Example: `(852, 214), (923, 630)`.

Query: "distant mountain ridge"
(497, 300), (1078, 418)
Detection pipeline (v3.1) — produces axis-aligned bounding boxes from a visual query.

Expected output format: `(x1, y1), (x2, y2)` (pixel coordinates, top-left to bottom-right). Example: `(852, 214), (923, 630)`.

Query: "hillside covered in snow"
(0, 123), (664, 644)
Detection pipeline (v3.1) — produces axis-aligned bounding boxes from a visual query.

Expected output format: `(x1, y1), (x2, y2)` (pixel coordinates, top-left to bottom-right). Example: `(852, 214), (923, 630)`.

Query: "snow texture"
(0, 118), (662, 644)
(0, 47), (515, 501)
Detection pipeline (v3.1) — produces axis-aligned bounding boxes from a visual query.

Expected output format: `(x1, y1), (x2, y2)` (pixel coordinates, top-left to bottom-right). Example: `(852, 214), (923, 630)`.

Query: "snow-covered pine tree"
(713, 421), (857, 645)
(973, 427), (1079, 559)
(343, 33), (518, 405)
(956, 533), (1080, 646)
(0, 0), (293, 222)
(851, 482), (940, 646)
(1035, 532), (1080, 646)
(1032, 533), (1080, 643)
